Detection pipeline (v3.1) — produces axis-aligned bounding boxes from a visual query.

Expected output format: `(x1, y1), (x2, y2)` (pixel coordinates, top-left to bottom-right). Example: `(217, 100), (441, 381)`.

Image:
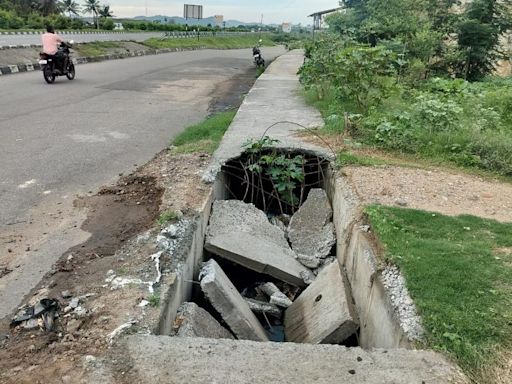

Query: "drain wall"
(157, 162), (413, 349)
(327, 173), (411, 349)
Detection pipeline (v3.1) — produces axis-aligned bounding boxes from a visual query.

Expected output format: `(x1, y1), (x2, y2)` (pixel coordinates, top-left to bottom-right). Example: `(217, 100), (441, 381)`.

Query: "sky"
(105, 1), (340, 25)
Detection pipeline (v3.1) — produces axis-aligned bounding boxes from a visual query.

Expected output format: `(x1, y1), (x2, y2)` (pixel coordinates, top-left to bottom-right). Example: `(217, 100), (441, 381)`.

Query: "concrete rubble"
(173, 302), (234, 339)
(284, 261), (358, 344)
(288, 189), (336, 268)
(199, 259), (269, 341)
(244, 298), (282, 318)
(259, 282), (293, 308)
(205, 200), (311, 287)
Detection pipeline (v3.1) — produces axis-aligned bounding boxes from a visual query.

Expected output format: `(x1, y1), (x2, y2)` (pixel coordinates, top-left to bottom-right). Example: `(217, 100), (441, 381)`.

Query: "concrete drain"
(169, 150), (361, 345)
(155, 149), (422, 353)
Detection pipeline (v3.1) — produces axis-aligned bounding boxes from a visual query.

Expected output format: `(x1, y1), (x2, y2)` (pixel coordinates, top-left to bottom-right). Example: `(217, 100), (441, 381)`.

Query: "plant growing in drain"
(241, 136), (306, 214)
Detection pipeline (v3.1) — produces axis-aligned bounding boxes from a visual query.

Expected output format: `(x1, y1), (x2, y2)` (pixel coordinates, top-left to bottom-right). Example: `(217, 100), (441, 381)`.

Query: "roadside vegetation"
(299, 1), (512, 380)
(366, 205), (512, 382)
(301, 0), (512, 177)
(144, 35), (275, 50)
(73, 40), (124, 56)
(171, 111), (237, 154)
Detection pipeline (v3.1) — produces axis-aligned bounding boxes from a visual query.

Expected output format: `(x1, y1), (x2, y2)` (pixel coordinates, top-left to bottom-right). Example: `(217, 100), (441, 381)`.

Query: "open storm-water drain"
(170, 149), (362, 346)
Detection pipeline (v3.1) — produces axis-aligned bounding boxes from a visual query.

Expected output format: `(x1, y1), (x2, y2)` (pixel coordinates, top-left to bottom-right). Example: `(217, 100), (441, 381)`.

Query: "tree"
(60, 0), (80, 17)
(457, 0), (512, 80)
(98, 4), (113, 18)
(37, 0), (61, 16)
(83, 0), (99, 29)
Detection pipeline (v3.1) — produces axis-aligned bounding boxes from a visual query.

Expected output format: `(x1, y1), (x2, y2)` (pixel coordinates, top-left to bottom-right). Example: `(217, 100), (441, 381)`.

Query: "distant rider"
(41, 25), (67, 72)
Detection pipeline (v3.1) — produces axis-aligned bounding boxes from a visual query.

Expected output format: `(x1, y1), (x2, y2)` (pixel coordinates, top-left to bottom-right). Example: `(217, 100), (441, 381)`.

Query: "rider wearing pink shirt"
(41, 25), (67, 71)
(42, 25), (64, 55)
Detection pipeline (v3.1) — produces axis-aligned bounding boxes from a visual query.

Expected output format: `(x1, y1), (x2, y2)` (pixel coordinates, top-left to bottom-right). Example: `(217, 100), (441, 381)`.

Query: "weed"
(157, 210), (180, 226)
(171, 111), (236, 154)
(148, 293), (160, 308)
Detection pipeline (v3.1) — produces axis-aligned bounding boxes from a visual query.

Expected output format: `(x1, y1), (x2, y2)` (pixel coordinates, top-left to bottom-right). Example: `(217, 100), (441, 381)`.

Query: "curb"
(0, 46), (213, 76)
(0, 30), (127, 35)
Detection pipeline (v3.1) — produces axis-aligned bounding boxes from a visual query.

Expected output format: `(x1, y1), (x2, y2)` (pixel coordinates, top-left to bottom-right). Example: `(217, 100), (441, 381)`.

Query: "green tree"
(98, 4), (113, 18)
(82, 0), (99, 29)
(60, 0), (80, 17)
(457, 0), (512, 80)
(37, 0), (61, 16)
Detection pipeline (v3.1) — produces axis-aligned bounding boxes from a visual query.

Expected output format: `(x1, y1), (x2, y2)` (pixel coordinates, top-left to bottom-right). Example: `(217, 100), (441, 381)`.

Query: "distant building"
(214, 15), (224, 26)
(114, 22), (124, 30)
(282, 22), (292, 33)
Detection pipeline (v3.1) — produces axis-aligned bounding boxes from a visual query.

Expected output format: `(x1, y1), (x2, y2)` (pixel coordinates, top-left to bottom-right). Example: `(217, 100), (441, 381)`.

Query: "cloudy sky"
(105, 1), (340, 24)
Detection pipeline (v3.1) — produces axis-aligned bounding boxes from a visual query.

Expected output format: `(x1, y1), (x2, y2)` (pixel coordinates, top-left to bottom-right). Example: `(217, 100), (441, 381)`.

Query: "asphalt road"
(0, 46), (285, 319)
(0, 32), (163, 47)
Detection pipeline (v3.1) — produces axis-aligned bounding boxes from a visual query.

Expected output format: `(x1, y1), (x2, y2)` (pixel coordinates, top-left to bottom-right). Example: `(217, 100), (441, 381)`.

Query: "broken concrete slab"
(173, 302), (234, 340)
(288, 189), (336, 261)
(284, 261), (358, 344)
(205, 200), (311, 287)
(120, 335), (468, 384)
(199, 259), (269, 341)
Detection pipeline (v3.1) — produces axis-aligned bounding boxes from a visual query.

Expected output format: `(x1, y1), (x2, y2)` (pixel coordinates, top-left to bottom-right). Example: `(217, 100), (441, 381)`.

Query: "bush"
(0, 9), (23, 29)
(100, 18), (114, 30)
(25, 13), (45, 29)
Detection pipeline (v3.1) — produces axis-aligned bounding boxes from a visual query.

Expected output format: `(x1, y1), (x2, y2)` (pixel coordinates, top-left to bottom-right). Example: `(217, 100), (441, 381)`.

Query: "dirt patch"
(208, 70), (256, 115)
(0, 150), (212, 384)
(298, 132), (512, 222)
(57, 174), (162, 269)
(345, 165), (512, 222)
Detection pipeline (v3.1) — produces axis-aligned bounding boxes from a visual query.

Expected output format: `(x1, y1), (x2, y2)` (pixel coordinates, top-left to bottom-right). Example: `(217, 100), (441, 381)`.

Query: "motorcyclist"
(252, 39), (263, 56)
(41, 25), (67, 73)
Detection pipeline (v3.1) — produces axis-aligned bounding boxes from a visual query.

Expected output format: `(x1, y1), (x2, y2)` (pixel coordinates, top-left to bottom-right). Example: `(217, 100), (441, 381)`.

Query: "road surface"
(0, 46), (286, 319)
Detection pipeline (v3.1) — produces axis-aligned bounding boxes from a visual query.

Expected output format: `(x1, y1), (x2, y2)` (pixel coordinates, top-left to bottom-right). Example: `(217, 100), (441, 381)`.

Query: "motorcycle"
(253, 46), (265, 68)
(39, 40), (76, 84)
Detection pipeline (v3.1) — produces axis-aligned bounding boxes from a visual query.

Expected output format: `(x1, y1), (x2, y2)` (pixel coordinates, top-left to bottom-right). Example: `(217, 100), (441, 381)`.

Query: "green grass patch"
(148, 293), (160, 308)
(171, 111), (236, 154)
(157, 210), (181, 226)
(74, 41), (123, 57)
(365, 205), (512, 379)
(143, 35), (275, 50)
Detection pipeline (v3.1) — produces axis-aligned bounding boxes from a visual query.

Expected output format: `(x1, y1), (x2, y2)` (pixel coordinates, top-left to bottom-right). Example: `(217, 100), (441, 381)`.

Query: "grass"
(143, 35), (275, 50)
(73, 41), (124, 57)
(365, 205), (512, 381)
(171, 111), (236, 154)
(336, 151), (386, 167)
(148, 293), (160, 308)
(157, 210), (181, 226)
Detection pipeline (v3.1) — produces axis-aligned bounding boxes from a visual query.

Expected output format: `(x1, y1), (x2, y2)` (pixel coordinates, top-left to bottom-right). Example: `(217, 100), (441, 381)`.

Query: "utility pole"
(259, 13), (263, 39)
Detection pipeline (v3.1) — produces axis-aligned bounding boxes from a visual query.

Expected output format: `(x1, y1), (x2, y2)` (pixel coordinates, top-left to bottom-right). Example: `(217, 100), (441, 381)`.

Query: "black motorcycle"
(39, 41), (76, 84)
(253, 46), (265, 68)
